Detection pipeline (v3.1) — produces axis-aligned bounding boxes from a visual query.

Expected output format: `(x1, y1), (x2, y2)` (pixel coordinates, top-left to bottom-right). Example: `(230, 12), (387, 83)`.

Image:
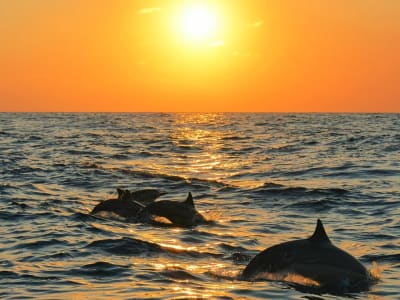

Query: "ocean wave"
(14, 238), (66, 250)
(86, 236), (222, 259)
(67, 261), (132, 278)
(136, 150), (161, 158)
(268, 144), (302, 153)
(221, 135), (249, 141)
(0, 271), (78, 286)
(111, 153), (130, 160)
(323, 168), (400, 178)
(114, 167), (228, 188)
(0, 210), (57, 222)
(28, 135), (44, 141)
(160, 268), (203, 281)
(0, 130), (11, 136)
(0, 270), (19, 278)
(120, 168), (188, 182)
(249, 182), (349, 198)
(362, 169), (400, 176)
(383, 144), (400, 152)
(9, 201), (31, 209)
(283, 198), (338, 212)
(86, 237), (163, 256)
(10, 165), (48, 175)
(218, 243), (248, 253)
(362, 254), (400, 264)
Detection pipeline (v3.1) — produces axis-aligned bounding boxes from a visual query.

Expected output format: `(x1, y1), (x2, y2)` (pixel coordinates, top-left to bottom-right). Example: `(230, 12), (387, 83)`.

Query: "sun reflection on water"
(149, 259), (240, 299)
(103, 112), (272, 188)
(170, 113), (228, 180)
(158, 242), (199, 253)
(167, 113), (274, 188)
(370, 261), (383, 281)
(172, 285), (215, 299)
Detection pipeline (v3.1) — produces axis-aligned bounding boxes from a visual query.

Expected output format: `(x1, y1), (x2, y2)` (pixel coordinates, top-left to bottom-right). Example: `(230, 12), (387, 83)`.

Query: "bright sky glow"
(178, 4), (218, 41)
(0, 1), (399, 112)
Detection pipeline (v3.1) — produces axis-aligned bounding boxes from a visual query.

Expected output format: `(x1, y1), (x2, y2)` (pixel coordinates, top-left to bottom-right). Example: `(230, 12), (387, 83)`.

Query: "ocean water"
(0, 113), (399, 300)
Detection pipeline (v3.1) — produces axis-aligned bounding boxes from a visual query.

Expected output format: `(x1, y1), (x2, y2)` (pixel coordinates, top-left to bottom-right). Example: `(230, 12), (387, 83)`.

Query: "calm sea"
(0, 113), (399, 299)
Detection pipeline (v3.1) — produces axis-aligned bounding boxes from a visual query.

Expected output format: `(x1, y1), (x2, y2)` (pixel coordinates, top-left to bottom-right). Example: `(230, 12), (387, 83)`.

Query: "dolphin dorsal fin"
(185, 192), (194, 207)
(117, 189), (131, 201)
(117, 188), (124, 199)
(308, 219), (331, 243)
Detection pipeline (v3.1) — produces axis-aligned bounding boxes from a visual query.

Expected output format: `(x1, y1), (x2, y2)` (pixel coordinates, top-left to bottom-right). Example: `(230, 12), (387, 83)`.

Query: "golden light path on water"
(111, 113), (271, 189)
(169, 114), (237, 181)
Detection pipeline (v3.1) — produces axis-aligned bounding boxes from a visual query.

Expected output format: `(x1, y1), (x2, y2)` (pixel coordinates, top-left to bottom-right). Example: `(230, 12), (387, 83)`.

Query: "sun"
(178, 4), (219, 42)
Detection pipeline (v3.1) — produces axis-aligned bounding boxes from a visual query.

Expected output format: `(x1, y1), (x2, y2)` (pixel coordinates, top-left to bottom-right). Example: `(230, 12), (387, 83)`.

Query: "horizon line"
(0, 111), (399, 114)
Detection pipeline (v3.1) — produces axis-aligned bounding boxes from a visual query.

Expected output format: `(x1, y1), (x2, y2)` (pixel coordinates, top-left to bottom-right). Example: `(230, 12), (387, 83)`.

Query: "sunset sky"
(1, 0), (399, 112)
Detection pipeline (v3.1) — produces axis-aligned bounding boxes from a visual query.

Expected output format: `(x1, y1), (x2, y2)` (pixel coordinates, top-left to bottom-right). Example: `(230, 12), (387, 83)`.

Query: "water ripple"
(1, 113), (399, 299)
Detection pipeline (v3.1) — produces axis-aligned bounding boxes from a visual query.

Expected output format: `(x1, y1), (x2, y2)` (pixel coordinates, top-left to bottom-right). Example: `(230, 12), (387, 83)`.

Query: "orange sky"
(1, 0), (399, 112)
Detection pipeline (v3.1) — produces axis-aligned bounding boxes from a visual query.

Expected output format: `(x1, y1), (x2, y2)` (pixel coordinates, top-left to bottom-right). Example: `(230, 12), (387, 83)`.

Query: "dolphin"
(139, 192), (206, 227)
(241, 219), (372, 293)
(91, 189), (145, 219)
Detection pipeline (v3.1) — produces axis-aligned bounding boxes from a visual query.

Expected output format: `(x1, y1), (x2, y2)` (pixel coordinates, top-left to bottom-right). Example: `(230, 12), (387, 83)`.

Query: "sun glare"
(178, 4), (219, 42)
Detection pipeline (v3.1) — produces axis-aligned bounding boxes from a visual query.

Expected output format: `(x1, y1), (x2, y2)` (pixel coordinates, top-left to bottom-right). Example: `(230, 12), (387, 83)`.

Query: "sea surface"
(0, 113), (399, 300)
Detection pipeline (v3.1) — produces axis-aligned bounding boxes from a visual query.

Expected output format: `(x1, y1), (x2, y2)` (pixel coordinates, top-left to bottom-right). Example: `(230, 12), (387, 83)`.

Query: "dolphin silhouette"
(241, 219), (372, 293)
(91, 188), (167, 217)
(91, 189), (144, 219)
(140, 192), (206, 227)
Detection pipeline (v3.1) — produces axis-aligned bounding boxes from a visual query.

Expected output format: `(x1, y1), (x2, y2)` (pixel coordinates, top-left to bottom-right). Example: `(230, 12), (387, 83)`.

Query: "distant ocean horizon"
(2, 111), (399, 113)
(1, 113), (399, 299)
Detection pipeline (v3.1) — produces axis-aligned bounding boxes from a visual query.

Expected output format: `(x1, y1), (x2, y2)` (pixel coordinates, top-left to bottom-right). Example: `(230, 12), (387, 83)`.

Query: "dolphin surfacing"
(90, 188), (166, 219)
(241, 219), (373, 293)
(90, 189), (144, 218)
(90, 189), (145, 219)
(140, 192), (206, 227)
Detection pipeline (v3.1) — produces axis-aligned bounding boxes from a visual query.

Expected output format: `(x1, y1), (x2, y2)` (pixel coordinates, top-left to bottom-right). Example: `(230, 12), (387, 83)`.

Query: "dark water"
(0, 113), (399, 299)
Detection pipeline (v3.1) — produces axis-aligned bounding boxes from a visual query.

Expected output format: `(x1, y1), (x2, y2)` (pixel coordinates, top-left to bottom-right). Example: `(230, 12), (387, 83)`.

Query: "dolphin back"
(143, 196), (204, 227)
(241, 220), (372, 293)
(91, 198), (144, 219)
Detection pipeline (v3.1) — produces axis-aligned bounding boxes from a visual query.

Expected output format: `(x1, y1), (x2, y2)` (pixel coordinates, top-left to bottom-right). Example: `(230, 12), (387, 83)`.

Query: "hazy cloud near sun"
(209, 40), (224, 48)
(138, 7), (161, 14)
(136, 60), (147, 65)
(251, 20), (264, 28)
